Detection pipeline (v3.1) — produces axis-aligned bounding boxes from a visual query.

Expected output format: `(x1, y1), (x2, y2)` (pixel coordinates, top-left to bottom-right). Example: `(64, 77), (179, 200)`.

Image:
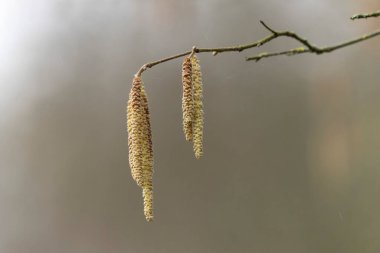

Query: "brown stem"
(247, 29), (380, 61)
(351, 10), (380, 20)
(134, 14), (380, 75)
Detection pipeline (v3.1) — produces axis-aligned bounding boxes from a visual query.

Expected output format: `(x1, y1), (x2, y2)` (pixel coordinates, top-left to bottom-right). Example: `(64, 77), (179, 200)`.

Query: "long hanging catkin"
(127, 76), (144, 186)
(140, 85), (153, 221)
(191, 54), (204, 159)
(127, 75), (154, 221)
(182, 57), (193, 141)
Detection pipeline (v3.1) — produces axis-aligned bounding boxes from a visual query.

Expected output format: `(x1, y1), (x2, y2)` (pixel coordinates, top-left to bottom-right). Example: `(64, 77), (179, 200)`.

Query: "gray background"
(1, 0), (380, 252)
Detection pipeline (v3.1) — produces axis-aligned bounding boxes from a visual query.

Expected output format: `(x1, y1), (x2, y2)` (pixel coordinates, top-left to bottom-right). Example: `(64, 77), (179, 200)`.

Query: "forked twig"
(135, 12), (380, 75)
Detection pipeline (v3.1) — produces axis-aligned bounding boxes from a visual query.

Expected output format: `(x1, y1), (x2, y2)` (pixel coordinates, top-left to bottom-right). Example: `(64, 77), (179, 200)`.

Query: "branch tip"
(260, 20), (277, 34)
(351, 10), (380, 20)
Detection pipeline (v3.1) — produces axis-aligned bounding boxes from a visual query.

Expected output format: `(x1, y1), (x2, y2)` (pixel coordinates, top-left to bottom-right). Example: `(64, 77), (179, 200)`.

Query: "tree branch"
(351, 10), (380, 20)
(135, 13), (380, 75)
(135, 28), (279, 76)
(247, 22), (380, 61)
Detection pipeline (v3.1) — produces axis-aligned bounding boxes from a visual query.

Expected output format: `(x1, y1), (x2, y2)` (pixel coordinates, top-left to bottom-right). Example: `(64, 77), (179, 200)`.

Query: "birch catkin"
(127, 75), (154, 221)
(182, 57), (193, 141)
(191, 54), (204, 159)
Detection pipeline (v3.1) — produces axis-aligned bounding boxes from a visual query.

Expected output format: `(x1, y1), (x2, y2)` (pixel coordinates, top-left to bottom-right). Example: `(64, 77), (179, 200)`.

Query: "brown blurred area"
(0, 0), (380, 252)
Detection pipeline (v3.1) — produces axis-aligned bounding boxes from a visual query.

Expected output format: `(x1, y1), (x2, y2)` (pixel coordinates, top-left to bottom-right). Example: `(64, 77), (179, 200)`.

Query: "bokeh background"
(1, 0), (380, 252)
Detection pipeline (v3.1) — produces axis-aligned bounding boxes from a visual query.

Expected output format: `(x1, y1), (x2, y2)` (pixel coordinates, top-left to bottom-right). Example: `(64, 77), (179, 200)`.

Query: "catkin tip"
(143, 186), (154, 221)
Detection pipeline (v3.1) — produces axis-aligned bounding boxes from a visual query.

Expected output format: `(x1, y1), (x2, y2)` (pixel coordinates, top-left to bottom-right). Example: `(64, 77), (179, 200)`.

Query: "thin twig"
(135, 15), (380, 75)
(351, 10), (380, 20)
(258, 21), (323, 53)
(247, 26), (380, 61)
(247, 48), (310, 62)
(136, 31), (278, 75)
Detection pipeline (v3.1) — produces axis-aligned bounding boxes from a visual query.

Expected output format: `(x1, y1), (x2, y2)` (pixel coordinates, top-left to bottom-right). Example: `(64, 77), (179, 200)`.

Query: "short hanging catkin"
(191, 54), (204, 159)
(127, 75), (154, 222)
(182, 57), (194, 141)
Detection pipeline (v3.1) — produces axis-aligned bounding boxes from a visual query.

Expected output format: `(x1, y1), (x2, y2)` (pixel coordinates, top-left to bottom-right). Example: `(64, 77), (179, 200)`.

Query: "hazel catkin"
(182, 57), (193, 141)
(141, 85), (154, 221)
(191, 54), (204, 159)
(127, 75), (154, 221)
(127, 76), (144, 186)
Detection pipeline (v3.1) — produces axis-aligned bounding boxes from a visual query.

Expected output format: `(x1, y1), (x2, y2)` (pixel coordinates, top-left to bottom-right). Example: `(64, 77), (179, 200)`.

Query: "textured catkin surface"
(182, 57), (194, 141)
(127, 76), (154, 221)
(141, 86), (154, 221)
(142, 186), (153, 221)
(127, 76), (144, 187)
(141, 86), (154, 177)
(191, 55), (204, 159)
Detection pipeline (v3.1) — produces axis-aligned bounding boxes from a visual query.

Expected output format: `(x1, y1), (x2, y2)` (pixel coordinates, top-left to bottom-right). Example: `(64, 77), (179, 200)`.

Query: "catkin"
(127, 76), (144, 186)
(141, 85), (154, 221)
(191, 55), (204, 159)
(127, 75), (154, 221)
(182, 57), (193, 141)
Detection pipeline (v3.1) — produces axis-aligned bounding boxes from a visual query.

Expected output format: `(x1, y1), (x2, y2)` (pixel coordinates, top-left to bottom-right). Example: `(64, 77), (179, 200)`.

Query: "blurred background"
(1, 0), (380, 252)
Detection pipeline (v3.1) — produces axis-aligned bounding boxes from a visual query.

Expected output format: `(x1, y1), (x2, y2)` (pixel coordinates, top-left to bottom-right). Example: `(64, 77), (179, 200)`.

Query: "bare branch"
(351, 10), (380, 20)
(136, 32), (278, 75)
(247, 29), (380, 61)
(135, 13), (380, 75)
